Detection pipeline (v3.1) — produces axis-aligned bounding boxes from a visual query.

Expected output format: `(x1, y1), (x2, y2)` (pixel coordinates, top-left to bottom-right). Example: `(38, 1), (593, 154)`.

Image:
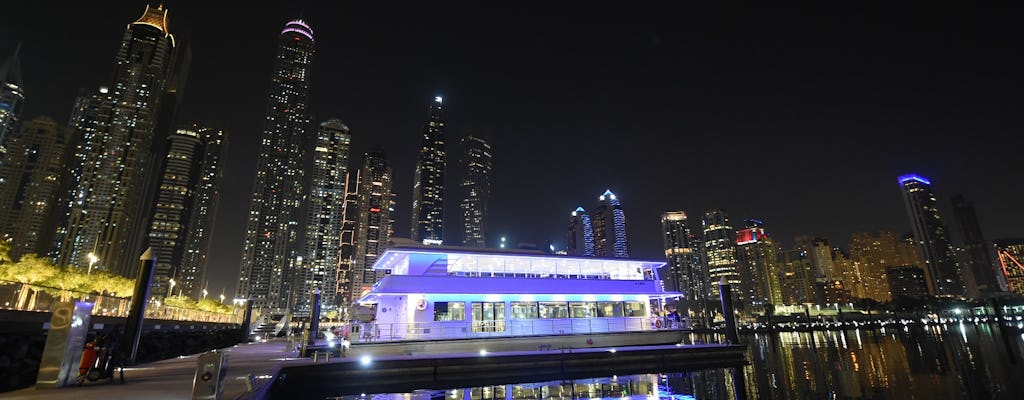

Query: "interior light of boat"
(360, 355), (372, 366)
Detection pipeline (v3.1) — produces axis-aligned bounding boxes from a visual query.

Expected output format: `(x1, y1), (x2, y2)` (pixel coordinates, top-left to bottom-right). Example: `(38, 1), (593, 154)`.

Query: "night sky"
(2, 2), (1021, 297)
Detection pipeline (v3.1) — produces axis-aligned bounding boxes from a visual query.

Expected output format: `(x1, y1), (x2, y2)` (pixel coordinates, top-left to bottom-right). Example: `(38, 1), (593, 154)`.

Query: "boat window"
(569, 302), (597, 318)
(511, 302), (538, 319)
(471, 302), (506, 332)
(624, 301), (646, 316)
(538, 302), (569, 319)
(597, 301), (624, 317)
(433, 301), (466, 321)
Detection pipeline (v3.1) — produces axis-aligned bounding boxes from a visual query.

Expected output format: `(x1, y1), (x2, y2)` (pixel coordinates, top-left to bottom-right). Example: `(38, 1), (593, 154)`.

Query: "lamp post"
(219, 293), (225, 304)
(202, 288), (208, 299)
(168, 278), (176, 298)
(87, 252), (99, 275)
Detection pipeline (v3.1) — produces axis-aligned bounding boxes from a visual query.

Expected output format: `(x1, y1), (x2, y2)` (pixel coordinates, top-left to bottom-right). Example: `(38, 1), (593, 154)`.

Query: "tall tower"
(592, 190), (628, 257)
(411, 96), (446, 244)
(459, 134), (491, 247)
(735, 219), (779, 308)
(950, 194), (998, 295)
(898, 174), (965, 297)
(661, 211), (709, 325)
(0, 44), (25, 159)
(178, 127), (225, 299)
(0, 117), (76, 259)
(237, 19), (315, 310)
(702, 209), (738, 299)
(295, 119), (351, 316)
(57, 5), (178, 276)
(352, 149), (393, 300)
(567, 207), (595, 256)
(147, 127), (203, 298)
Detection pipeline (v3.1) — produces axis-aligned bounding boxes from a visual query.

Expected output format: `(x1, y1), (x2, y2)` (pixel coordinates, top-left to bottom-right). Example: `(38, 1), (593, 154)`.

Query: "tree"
(0, 255), (59, 308)
(42, 267), (90, 302)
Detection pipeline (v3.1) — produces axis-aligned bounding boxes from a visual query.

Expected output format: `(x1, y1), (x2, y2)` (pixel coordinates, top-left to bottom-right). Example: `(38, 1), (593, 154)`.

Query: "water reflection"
(318, 324), (1024, 400)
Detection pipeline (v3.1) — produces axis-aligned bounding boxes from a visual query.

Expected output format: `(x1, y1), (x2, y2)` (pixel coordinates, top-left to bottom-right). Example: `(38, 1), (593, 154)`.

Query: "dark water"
(319, 323), (1024, 400)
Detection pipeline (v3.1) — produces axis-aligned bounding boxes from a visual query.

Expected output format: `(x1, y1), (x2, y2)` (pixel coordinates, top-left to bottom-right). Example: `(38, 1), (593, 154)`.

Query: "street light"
(87, 253), (99, 275)
(169, 278), (176, 298)
(219, 293), (225, 303)
(202, 288), (208, 299)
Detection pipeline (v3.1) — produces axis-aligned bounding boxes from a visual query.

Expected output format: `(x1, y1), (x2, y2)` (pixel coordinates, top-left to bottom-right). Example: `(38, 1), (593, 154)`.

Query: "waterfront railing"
(351, 316), (687, 342)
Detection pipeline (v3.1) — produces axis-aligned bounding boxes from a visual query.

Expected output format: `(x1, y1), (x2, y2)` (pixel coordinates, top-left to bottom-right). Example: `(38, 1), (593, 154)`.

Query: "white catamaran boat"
(351, 242), (688, 352)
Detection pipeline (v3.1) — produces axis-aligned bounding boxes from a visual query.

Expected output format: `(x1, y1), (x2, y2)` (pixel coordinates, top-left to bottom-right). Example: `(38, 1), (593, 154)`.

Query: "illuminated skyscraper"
(702, 209), (738, 299)
(0, 44), (25, 160)
(411, 96), (446, 244)
(295, 119), (350, 316)
(459, 134), (491, 247)
(994, 239), (1024, 294)
(567, 207), (595, 256)
(886, 266), (929, 299)
(735, 219), (779, 307)
(778, 249), (815, 305)
(57, 5), (179, 276)
(898, 174), (965, 297)
(593, 190), (628, 257)
(0, 117), (76, 259)
(146, 125), (225, 298)
(661, 211), (709, 325)
(352, 149), (393, 300)
(950, 194), (999, 295)
(238, 19), (315, 310)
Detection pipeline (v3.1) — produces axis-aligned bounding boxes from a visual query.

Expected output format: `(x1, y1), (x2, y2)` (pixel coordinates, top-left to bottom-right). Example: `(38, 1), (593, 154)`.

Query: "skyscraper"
(950, 194), (999, 295)
(593, 190), (628, 257)
(898, 174), (965, 297)
(295, 119), (351, 316)
(178, 127), (225, 299)
(702, 209), (738, 299)
(0, 117), (76, 259)
(567, 207), (595, 256)
(0, 44), (25, 159)
(57, 5), (179, 276)
(661, 211), (709, 325)
(459, 134), (491, 247)
(238, 19), (315, 310)
(994, 239), (1024, 294)
(352, 149), (394, 300)
(735, 219), (779, 308)
(146, 125), (225, 298)
(411, 96), (446, 244)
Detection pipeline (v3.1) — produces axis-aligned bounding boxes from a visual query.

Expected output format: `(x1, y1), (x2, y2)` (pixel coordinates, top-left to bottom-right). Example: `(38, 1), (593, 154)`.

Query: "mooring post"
(124, 247), (156, 364)
(307, 288), (322, 348)
(718, 277), (740, 344)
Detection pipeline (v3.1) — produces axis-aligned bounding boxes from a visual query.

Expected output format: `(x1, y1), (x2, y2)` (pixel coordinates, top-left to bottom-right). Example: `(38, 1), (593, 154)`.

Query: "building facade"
(898, 174), (965, 297)
(735, 220), (779, 308)
(567, 207), (595, 256)
(459, 134), (491, 247)
(661, 211), (710, 325)
(147, 127), (202, 298)
(411, 97), (446, 244)
(0, 45), (25, 160)
(994, 239), (1024, 294)
(57, 5), (179, 277)
(177, 127), (225, 299)
(702, 209), (738, 300)
(351, 149), (394, 301)
(592, 190), (628, 258)
(0, 117), (76, 259)
(237, 19), (315, 310)
(950, 194), (998, 296)
(295, 119), (351, 315)
(886, 266), (930, 300)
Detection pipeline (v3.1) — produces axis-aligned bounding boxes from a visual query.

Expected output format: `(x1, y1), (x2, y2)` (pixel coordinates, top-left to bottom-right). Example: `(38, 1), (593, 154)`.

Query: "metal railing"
(351, 316), (688, 343)
(0, 280), (242, 324)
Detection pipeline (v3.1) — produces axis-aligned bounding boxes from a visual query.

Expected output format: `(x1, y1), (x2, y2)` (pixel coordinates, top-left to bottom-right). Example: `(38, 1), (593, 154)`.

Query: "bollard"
(718, 277), (740, 344)
(192, 350), (229, 400)
(125, 247), (157, 364)
(308, 288), (322, 347)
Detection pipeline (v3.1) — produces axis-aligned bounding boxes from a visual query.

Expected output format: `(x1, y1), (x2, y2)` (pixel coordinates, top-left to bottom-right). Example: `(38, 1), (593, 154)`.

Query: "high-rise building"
(702, 209), (738, 299)
(735, 219), (780, 308)
(57, 5), (179, 276)
(352, 149), (393, 300)
(177, 127), (225, 299)
(146, 126), (225, 298)
(411, 96), (446, 244)
(898, 174), (965, 297)
(886, 266), (929, 300)
(848, 231), (898, 302)
(994, 239), (1024, 294)
(950, 194), (999, 296)
(237, 19), (315, 310)
(661, 211), (709, 324)
(567, 207), (595, 256)
(0, 44), (25, 160)
(0, 117), (76, 259)
(778, 249), (815, 305)
(459, 134), (491, 247)
(593, 190), (628, 258)
(295, 119), (351, 316)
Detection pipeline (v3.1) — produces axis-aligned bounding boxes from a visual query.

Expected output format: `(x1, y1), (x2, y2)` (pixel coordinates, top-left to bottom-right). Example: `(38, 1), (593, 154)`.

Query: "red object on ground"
(79, 341), (98, 375)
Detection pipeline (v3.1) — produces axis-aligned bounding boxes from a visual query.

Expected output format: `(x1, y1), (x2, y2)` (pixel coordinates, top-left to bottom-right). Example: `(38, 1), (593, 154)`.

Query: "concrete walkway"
(4, 339), (307, 400)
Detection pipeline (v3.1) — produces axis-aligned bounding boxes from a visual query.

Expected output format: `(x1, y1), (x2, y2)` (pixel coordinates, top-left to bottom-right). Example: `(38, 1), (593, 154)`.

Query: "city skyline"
(2, 3), (1021, 297)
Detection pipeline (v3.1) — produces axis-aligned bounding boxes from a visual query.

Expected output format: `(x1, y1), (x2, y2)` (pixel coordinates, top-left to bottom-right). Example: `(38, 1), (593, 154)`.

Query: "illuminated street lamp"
(202, 288), (208, 299)
(87, 252), (99, 275)
(168, 278), (176, 297)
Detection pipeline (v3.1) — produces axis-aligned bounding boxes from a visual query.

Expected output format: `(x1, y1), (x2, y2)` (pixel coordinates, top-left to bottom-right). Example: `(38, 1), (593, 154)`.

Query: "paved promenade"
(4, 338), (307, 400)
